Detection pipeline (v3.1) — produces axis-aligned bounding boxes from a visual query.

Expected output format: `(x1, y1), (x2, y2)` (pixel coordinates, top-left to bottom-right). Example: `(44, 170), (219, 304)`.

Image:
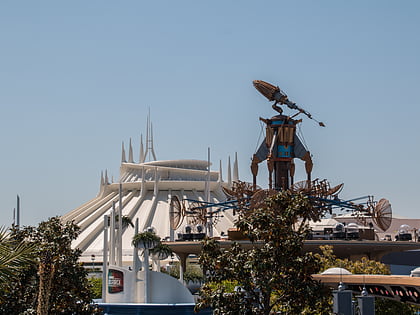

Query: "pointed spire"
(128, 138), (134, 163)
(144, 110), (150, 161)
(227, 156), (232, 187)
(144, 108), (157, 162)
(105, 170), (109, 185)
(100, 171), (104, 187)
(233, 152), (239, 181)
(139, 134), (145, 163)
(218, 159), (223, 182)
(121, 142), (126, 163)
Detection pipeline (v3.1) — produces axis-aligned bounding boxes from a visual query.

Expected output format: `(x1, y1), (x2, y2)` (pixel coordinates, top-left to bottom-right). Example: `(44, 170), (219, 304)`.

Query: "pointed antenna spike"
(128, 138), (134, 163)
(139, 134), (145, 163)
(227, 156), (232, 186)
(121, 142), (127, 163)
(144, 111), (150, 162)
(233, 152), (239, 181)
(105, 170), (109, 185)
(218, 159), (223, 182)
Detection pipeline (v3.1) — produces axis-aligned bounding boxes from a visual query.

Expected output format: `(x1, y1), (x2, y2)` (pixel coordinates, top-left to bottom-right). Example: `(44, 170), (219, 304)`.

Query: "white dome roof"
(321, 267), (352, 275)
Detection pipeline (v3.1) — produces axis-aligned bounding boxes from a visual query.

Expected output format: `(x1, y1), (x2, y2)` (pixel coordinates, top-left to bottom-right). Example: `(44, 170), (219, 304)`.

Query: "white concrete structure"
(62, 134), (240, 265)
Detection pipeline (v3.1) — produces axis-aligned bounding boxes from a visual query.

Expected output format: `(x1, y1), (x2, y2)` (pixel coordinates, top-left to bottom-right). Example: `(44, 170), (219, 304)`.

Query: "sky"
(0, 1), (419, 228)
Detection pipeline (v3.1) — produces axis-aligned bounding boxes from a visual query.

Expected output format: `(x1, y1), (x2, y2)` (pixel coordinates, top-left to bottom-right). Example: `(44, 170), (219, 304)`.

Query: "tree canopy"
(0, 217), (101, 315)
(0, 226), (35, 297)
(196, 190), (331, 315)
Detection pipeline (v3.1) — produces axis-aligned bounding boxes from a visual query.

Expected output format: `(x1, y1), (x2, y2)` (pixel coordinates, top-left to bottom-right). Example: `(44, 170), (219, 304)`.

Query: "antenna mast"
(143, 108), (157, 162)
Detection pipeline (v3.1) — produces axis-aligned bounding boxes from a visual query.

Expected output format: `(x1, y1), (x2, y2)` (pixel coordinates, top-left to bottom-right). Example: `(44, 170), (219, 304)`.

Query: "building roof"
(62, 139), (240, 264)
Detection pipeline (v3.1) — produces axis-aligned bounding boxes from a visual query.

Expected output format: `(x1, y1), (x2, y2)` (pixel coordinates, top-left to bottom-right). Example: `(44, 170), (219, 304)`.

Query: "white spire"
(105, 169), (109, 185)
(128, 138), (134, 163)
(121, 142), (126, 163)
(144, 110), (150, 161)
(98, 171), (105, 196)
(233, 152), (239, 181)
(218, 159), (223, 183)
(100, 171), (104, 187)
(139, 134), (145, 163)
(144, 108), (157, 162)
(227, 156), (232, 186)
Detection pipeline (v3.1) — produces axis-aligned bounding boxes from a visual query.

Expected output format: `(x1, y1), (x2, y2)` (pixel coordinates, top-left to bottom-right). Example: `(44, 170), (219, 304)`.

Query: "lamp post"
(91, 254), (96, 275)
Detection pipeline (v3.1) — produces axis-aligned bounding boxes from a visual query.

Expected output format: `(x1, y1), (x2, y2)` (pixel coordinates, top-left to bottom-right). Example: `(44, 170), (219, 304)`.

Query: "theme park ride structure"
(171, 80), (392, 234)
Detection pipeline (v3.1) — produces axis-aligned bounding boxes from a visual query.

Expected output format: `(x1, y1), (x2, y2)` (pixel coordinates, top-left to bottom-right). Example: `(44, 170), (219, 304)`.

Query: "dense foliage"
(0, 217), (101, 315)
(166, 261), (205, 283)
(88, 277), (103, 300)
(196, 191), (331, 315)
(0, 227), (35, 298)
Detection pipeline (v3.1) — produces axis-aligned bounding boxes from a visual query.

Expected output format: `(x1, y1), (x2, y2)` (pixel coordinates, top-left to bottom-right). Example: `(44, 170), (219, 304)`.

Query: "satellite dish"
(250, 189), (277, 210)
(326, 183), (344, 196)
(169, 195), (185, 230)
(372, 198), (392, 232)
(187, 201), (208, 225)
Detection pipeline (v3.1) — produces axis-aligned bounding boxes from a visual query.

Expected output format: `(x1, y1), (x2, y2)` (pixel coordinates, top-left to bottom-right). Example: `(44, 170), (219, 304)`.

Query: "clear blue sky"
(1, 1), (419, 227)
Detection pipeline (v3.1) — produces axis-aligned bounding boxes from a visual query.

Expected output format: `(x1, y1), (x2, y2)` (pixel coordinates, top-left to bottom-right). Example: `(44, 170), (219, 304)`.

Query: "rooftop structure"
(62, 125), (240, 264)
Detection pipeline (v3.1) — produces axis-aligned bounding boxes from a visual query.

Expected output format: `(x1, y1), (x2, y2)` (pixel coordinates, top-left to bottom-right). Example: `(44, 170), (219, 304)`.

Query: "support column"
(144, 248), (150, 303)
(102, 215), (109, 302)
(178, 253), (188, 284)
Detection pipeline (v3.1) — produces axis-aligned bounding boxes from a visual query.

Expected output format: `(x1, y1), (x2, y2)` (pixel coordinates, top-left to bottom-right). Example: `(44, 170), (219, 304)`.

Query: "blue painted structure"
(99, 303), (213, 315)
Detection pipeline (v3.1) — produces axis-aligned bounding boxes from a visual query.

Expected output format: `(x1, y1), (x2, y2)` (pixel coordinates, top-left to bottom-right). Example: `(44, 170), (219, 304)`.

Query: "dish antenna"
(371, 198), (392, 232)
(169, 195), (185, 230)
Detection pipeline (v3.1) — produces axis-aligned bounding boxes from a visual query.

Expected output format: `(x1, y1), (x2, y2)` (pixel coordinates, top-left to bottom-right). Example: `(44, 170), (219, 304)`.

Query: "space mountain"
(62, 132), (239, 264)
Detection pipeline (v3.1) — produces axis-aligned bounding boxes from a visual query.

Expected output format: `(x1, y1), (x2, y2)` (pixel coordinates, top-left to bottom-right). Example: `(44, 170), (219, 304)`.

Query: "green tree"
(0, 226), (35, 298)
(196, 191), (331, 315)
(165, 260), (204, 283)
(88, 277), (102, 300)
(0, 217), (101, 315)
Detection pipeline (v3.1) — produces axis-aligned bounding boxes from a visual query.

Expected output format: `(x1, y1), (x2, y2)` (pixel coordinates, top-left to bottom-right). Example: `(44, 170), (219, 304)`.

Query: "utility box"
(356, 295), (375, 315)
(333, 290), (353, 315)
(359, 229), (375, 240)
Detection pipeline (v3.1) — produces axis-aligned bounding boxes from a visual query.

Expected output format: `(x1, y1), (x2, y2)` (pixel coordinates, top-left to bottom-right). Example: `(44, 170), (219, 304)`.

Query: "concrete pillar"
(178, 253), (188, 284)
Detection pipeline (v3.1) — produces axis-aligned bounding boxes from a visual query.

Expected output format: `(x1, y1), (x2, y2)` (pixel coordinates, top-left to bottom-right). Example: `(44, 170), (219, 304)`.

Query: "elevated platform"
(166, 239), (420, 262)
(313, 274), (420, 305)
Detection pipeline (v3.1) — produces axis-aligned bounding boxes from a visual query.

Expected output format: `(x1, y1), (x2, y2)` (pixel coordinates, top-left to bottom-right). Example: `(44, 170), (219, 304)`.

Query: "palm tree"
(0, 227), (35, 295)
